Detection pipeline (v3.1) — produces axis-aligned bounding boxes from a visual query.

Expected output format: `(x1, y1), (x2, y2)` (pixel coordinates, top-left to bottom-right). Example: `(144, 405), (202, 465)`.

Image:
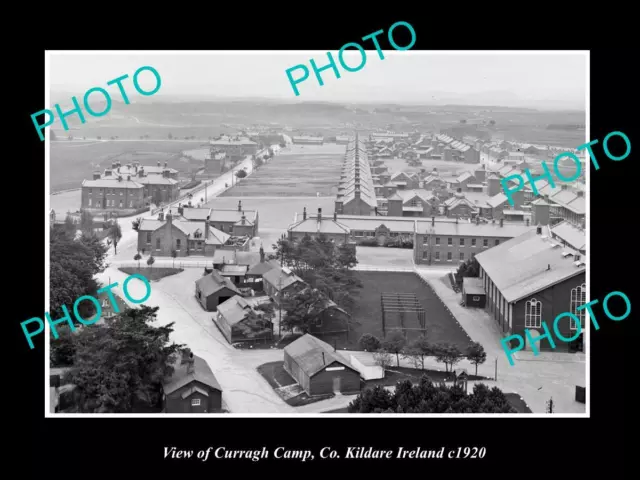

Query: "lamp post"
(278, 273), (284, 338)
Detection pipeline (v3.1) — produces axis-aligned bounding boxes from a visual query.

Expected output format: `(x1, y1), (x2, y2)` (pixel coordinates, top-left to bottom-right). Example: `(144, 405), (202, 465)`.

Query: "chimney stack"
(238, 200), (242, 212)
(536, 224), (542, 235)
(431, 216), (435, 226)
(303, 207), (307, 220)
(500, 218), (504, 228)
(259, 245), (265, 263)
(165, 162), (168, 168)
(317, 208), (322, 221)
(166, 212), (172, 225)
(205, 215), (210, 239)
(526, 218), (530, 226)
(476, 216), (480, 225)
(157, 161), (160, 167)
(158, 209), (164, 221)
(92, 171), (101, 180)
(334, 211), (337, 221)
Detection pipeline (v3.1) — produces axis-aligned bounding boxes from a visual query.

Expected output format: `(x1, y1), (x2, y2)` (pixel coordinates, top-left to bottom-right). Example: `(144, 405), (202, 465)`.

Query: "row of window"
(524, 284), (586, 330)
(146, 235), (205, 251)
(88, 199), (134, 208)
(87, 186), (173, 195)
(423, 251), (467, 261)
(424, 237), (500, 247)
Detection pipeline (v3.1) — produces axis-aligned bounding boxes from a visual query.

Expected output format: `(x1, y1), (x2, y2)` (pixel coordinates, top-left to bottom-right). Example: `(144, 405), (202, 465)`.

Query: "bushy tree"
(403, 335), (432, 370)
(147, 255), (155, 269)
(433, 343), (464, 372)
(456, 256), (480, 287)
(382, 331), (406, 367)
(282, 288), (327, 333)
(466, 342), (487, 376)
(373, 349), (393, 372)
(134, 252), (142, 269)
(50, 325), (76, 367)
(131, 217), (143, 232)
(108, 222), (122, 254)
(235, 169), (247, 179)
(359, 333), (381, 352)
(348, 376), (516, 413)
(64, 306), (185, 413)
(171, 248), (178, 267)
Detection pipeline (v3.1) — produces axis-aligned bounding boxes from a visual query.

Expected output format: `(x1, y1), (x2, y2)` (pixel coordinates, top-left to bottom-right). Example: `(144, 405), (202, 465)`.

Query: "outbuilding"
(195, 270), (241, 312)
(283, 334), (361, 396)
(462, 277), (486, 308)
(163, 351), (222, 413)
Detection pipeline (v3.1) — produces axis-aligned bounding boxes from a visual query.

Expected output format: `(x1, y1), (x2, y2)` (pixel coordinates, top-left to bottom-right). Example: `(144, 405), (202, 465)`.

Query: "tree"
(147, 255), (155, 269)
(433, 343), (464, 372)
(168, 133), (173, 139)
(50, 324), (76, 367)
(282, 288), (327, 333)
(347, 376), (516, 413)
(49, 227), (107, 321)
(460, 119), (467, 124)
(489, 120), (496, 126)
(455, 256), (480, 287)
(64, 306), (185, 413)
(134, 252), (142, 270)
(171, 248), (178, 268)
(382, 331), (406, 367)
(373, 349), (393, 372)
(79, 210), (94, 235)
(108, 222), (122, 255)
(131, 217), (143, 232)
(403, 335), (432, 370)
(255, 302), (276, 336)
(63, 214), (78, 238)
(359, 333), (381, 352)
(235, 169), (247, 179)
(466, 342), (487, 376)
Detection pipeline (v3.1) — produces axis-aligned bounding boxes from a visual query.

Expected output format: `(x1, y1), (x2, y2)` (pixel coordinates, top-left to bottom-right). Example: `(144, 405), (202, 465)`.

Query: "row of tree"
(347, 376), (516, 413)
(359, 332), (487, 375)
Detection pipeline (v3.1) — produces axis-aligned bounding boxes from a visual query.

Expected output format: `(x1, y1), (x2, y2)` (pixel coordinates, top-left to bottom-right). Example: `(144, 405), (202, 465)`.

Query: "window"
(435, 237), (440, 246)
(120, 191), (123, 196)
(129, 200), (133, 208)
(176, 239), (181, 251)
(447, 252), (452, 261)
(483, 239), (489, 247)
(525, 299), (542, 328)
(460, 252), (465, 261)
(119, 200), (123, 208)
(354, 231), (364, 237)
(146, 232), (152, 243)
(422, 250), (429, 259)
(409, 198), (419, 207)
(191, 398), (201, 406)
(435, 252), (440, 260)
(156, 238), (161, 250)
(459, 238), (465, 246)
(447, 237), (452, 246)
(495, 239), (500, 246)
(471, 238), (476, 247)
(422, 237), (429, 245)
(473, 296), (480, 301)
(88, 199), (92, 207)
(570, 284), (586, 330)
(314, 317), (323, 327)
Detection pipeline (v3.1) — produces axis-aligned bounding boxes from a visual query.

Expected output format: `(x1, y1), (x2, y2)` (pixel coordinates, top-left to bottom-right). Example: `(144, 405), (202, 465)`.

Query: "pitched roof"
(163, 354), (222, 394)
(82, 178), (143, 189)
(195, 270), (240, 297)
(288, 216), (351, 235)
(550, 221), (586, 251)
(211, 250), (262, 267)
(416, 221), (534, 239)
(263, 266), (304, 291)
(246, 259), (278, 276)
(284, 334), (355, 377)
(475, 229), (585, 303)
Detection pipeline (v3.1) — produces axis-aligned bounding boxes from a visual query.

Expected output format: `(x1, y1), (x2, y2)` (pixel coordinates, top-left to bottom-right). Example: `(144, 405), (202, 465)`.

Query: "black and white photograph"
(45, 51), (589, 416)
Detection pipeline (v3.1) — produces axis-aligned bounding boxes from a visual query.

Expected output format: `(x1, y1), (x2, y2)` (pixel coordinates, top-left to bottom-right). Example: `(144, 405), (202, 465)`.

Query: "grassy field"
(50, 140), (205, 191)
(202, 196), (335, 251)
(119, 267), (184, 282)
(328, 271), (472, 350)
(383, 158), (478, 177)
(50, 189), (82, 214)
(221, 144), (345, 197)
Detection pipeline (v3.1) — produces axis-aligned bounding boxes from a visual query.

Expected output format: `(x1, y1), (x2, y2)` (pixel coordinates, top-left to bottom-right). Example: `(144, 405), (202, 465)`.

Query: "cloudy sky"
(49, 51), (587, 110)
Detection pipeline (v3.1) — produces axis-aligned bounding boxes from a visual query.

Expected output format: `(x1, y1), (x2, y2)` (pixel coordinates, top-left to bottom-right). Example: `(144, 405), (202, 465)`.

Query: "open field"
(50, 189), (82, 214)
(220, 144), (344, 197)
(327, 271), (472, 350)
(202, 196), (335, 250)
(50, 140), (205, 191)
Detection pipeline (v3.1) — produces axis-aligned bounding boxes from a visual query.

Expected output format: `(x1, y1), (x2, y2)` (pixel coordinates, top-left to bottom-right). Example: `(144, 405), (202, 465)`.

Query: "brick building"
(210, 136), (257, 160)
(475, 226), (586, 352)
(163, 352), (222, 413)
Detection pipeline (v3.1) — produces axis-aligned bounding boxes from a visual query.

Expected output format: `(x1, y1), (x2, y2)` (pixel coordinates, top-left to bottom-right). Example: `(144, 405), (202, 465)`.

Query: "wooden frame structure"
(380, 292), (426, 338)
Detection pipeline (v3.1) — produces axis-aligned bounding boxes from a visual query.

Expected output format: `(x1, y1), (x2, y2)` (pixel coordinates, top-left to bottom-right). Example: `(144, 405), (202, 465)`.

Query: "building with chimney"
(195, 270), (241, 312)
(263, 265), (306, 306)
(292, 135), (324, 145)
(288, 207), (351, 243)
(81, 160), (179, 216)
(475, 226), (586, 352)
(334, 136), (377, 216)
(414, 217), (535, 265)
(210, 136), (257, 160)
(162, 351), (223, 413)
(283, 334), (360, 396)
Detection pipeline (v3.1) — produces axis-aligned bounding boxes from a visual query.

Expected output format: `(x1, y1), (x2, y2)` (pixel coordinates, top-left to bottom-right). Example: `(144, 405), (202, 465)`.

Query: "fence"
(115, 261), (212, 269)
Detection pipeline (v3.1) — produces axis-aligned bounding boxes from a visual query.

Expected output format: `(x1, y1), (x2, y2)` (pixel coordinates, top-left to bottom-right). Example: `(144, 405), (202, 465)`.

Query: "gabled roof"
(284, 334), (355, 377)
(475, 229), (585, 303)
(263, 266), (305, 291)
(195, 270), (240, 297)
(163, 354), (222, 394)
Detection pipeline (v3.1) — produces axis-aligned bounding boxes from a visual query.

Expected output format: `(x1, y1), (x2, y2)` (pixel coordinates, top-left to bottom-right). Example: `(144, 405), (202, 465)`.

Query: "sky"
(49, 52), (587, 109)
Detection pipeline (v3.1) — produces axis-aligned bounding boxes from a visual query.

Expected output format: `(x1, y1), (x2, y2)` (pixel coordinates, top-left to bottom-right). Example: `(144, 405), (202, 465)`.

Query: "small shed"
(163, 352), (222, 413)
(462, 277), (486, 308)
(195, 270), (241, 312)
(214, 295), (273, 345)
(349, 352), (384, 380)
(283, 334), (361, 396)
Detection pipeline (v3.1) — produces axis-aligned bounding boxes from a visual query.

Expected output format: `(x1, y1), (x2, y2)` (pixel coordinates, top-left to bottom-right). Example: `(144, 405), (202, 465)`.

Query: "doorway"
(332, 376), (341, 393)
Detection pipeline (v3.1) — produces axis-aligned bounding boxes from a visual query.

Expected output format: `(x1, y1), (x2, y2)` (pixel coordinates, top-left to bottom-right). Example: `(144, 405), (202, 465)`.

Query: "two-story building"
(210, 136), (258, 160)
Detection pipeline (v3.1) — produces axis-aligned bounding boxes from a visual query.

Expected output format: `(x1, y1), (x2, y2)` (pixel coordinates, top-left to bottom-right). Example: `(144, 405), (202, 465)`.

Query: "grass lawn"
(221, 144), (344, 197)
(328, 271), (472, 351)
(257, 361), (334, 407)
(119, 267), (184, 282)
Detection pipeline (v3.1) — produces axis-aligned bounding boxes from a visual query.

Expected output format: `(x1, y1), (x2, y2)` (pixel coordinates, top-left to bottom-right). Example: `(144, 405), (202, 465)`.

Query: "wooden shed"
(283, 334), (361, 397)
(214, 295), (273, 344)
(195, 270), (241, 312)
(462, 277), (486, 308)
(163, 352), (222, 413)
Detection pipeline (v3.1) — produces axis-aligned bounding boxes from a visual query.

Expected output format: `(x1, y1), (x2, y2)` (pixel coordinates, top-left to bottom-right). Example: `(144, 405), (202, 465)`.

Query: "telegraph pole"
(495, 357), (498, 381)
(278, 273), (284, 338)
(546, 397), (554, 414)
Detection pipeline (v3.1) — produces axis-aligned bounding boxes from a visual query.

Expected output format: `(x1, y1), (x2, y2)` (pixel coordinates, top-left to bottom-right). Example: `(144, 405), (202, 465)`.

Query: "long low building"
(287, 208), (537, 265)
